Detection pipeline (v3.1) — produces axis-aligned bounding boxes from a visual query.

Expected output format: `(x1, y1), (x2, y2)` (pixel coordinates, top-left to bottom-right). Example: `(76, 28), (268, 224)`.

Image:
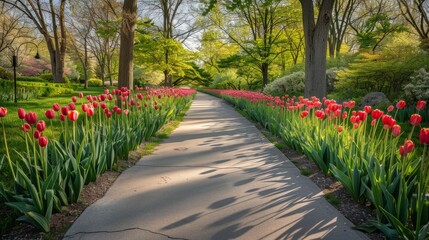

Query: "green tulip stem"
(1, 119), (15, 179)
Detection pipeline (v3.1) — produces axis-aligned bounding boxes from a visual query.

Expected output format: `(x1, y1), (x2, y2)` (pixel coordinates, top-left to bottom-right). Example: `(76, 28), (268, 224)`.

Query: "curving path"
(64, 93), (368, 240)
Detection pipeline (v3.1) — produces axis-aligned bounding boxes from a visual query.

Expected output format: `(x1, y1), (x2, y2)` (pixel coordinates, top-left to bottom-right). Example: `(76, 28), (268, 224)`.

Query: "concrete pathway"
(64, 93), (368, 240)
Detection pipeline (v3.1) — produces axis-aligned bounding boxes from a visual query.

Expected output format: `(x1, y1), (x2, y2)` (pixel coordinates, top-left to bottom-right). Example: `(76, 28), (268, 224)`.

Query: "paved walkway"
(64, 93), (368, 240)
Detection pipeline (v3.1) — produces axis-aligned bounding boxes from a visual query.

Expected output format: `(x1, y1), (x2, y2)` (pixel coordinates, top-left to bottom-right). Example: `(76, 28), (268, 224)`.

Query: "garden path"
(64, 93), (368, 240)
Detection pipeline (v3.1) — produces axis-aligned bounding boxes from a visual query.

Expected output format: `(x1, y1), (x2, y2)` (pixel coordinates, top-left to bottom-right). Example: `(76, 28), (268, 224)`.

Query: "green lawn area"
(0, 87), (105, 180)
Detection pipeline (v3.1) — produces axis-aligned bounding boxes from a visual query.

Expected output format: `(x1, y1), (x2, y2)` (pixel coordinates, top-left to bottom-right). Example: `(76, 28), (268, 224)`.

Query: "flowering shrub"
(0, 87), (195, 232)
(205, 89), (429, 239)
(404, 68), (429, 103)
(263, 71), (305, 96)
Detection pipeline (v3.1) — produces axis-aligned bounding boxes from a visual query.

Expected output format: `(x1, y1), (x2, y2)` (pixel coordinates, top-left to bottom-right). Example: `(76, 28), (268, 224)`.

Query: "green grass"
(325, 193), (341, 206)
(0, 86), (105, 183)
(300, 168), (312, 176)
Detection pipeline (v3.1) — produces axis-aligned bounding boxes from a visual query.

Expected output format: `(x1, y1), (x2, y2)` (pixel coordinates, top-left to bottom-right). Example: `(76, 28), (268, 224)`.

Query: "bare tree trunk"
(261, 62), (269, 88)
(118, 0), (137, 89)
(300, 0), (334, 99)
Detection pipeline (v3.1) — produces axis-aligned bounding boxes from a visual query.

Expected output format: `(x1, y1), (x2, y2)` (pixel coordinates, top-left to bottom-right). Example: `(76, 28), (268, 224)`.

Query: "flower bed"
(0, 87), (195, 232)
(205, 89), (429, 239)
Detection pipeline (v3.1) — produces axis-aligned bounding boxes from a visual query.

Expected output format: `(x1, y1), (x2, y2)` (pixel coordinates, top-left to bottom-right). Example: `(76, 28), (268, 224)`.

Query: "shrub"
(87, 78), (103, 87)
(40, 73), (53, 82)
(263, 71), (305, 96)
(404, 68), (429, 103)
(17, 76), (46, 82)
(0, 67), (13, 80)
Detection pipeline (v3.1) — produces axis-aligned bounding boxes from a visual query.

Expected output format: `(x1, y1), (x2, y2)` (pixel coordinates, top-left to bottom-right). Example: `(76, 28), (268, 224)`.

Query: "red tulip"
(71, 96), (77, 102)
(108, 94), (113, 100)
(416, 100), (426, 111)
(420, 128), (429, 145)
(124, 109), (129, 115)
(154, 105), (159, 110)
(61, 106), (69, 115)
(33, 130), (41, 139)
(18, 108), (26, 119)
(403, 140), (415, 153)
(101, 102), (107, 109)
(104, 89), (109, 94)
(396, 100), (406, 109)
(99, 94), (106, 101)
(387, 105), (394, 112)
(300, 111), (309, 118)
(137, 93), (143, 100)
(364, 106), (372, 113)
(348, 101), (355, 109)
(60, 114), (65, 121)
(25, 112), (37, 124)
(399, 145), (407, 157)
(86, 108), (95, 117)
(371, 119), (376, 126)
(338, 126), (343, 133)
(315, 110), (325, 119)
(79, 92), (84, 98)
(0, 107), (7, 117)
(68, 103), (76, 110)
(392, 125), (401, 137)
(53, 103), (60, 112)
(38, 136), (48, 147)
(342, 111), (347, 119)
(67, 110), (79, 121)
(45, 109), (55, 119)
(371, 109), (384, 119)
(353, 123), (360, 129)
(86, 95), (92, 101)
(358, 111), (368, 121)
(21, 123), (31, 132)
(115, 108), (122, 114)
(410, 114), (422, 126)
(92, 101), (99, 108)
(82, 104), (89, 112)
(36, 120), (46, 132)
(382, 115), (395, 128)
(105, 111), (112, 118)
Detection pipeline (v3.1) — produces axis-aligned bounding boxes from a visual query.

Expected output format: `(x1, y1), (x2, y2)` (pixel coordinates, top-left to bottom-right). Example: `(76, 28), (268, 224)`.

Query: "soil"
(0, 128), (385, 240)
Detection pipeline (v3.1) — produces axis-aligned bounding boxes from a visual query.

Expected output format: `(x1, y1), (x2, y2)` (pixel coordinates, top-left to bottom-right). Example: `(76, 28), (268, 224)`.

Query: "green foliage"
(209, 70), (247, 90)
(40, 73), (53, 82)
(16, 76), (46, 82)
(335, 52), (429, 100)
(87, 78), (103, 87)
(404, 68), (429, 103)
(0, 67), (13, 80)
(263, 71), (304, 96)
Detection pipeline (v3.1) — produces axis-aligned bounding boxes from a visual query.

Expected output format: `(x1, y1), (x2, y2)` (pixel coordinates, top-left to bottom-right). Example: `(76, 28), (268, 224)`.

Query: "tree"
(208, 0), (291, 88)
(1, 0), (68, 83)
(0, 3), (29, 54)
(328, 0), (359, 57)
(397, 0), (429, 50)
(300, 0), (335, 99)
(118, 0), (137, 89)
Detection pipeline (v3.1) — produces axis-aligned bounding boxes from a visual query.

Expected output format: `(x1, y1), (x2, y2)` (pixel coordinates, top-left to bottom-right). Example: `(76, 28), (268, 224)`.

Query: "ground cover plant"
(0, 87), (195, 232)
(205, 89), (429, 240)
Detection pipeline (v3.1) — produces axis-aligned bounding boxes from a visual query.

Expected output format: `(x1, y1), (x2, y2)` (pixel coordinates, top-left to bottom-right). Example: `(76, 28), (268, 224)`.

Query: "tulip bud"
(25, 112), (37, 124)
(67, 110), (79, 121)
(300, 111), (309, 118)
(396, 100), (406, 109)
(61, 106), (69, 115)
(36, 120), (46, 132)
(416, 100), (426, 111)
(18, 108), (26, 119)
(53, 103), (60, 111)
(21, 123), (31, 132)
(38, 136), (48, 147)
(72, 96), (77, 102)
(392, 125), (401, 137)
(45, 109), (55, 119)
(410, 114), (422, 126)
(387, 105), (394, 112)
(34, 130), (41, 139)
(0, 107), (7, 118)
(420, 128), (429, 145)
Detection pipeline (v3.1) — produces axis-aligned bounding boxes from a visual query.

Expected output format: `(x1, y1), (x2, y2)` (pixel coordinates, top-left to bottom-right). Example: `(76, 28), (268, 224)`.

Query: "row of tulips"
(205, 89), (429, 240)
(0, 87), (195, 232)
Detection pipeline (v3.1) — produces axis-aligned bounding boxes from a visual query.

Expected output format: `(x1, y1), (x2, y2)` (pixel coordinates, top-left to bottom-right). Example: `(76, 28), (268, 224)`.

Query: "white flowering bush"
(263, 71), (305, 96)
(404, 68), (429, 102)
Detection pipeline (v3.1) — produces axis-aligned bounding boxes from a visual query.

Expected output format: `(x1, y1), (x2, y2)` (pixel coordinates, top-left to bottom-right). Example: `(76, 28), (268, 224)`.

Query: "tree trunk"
(84, 41), (89, 89)
(118, 0), (137, 89)
(300, 0), (334, 99)
(261, 62), (269, 89)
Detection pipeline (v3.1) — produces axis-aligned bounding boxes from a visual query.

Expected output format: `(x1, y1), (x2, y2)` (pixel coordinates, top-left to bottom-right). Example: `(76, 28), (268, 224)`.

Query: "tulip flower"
(338, 126), (343, 133)
(371, 109), (384, 119)
(392, 125), (401, 137)
(358, 111), (368, 121)
(348, 101), (355, 109)
(403, 140), (415, 153)
(420, 128), (429, 145)
(101, 102), (107, 109)
(300, 111), (309, 118)
(72, 96), (77, 102)
(61, 106), (69, 115)
(410, 114), (422, 126)
(79, 92), (84, 98)
(399, 145), (407, 157)
(364, 106), (372, 113)
(82, 104), (89, 112)
(36, 120), (46, 132)
(45, 109), (55, 119)
(124, 109), (129, 115)
(53, 103), (60, 111)
(68, 103), (76, 110)
(0, 107), (7, 117)
(38, 136), (48, 147)
(21, 123), (31, 132)
(105, 111), (112, 118)
(25, 112), (37, 124)
(416, 100), (426, 111)
(67, 110), (79, 121)
(104, 89), (109, 94)
(92, 101), (99, 108)
(387, 105), (394, 112)
(34, 130), (41, 139)
(396, 100), (406, 109)
(60, 114), (65, 121)
(86, 108), (95, 117)
(154, 105), (159, 110)
(18, 108), (26, 119)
